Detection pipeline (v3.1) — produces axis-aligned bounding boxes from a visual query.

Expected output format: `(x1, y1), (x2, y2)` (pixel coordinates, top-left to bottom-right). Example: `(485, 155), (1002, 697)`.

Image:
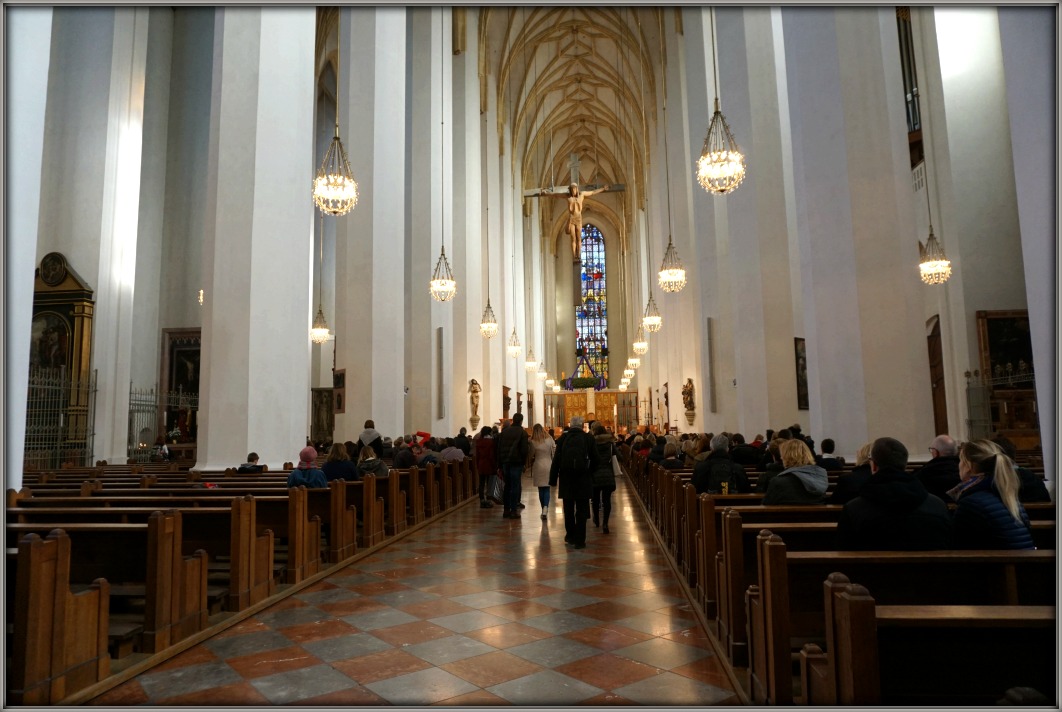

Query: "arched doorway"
(927, 317), (948, 435)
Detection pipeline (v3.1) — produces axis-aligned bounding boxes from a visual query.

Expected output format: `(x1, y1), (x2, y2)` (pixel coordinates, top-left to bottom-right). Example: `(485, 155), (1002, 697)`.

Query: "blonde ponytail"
(962, 439), (1023, 522)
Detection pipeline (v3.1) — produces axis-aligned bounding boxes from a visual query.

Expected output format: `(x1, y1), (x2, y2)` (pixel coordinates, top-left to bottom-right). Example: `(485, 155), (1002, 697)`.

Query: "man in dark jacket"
(693, 434), (750, 494)
(549, 416), (601, 548)
(729, 433), (762, 467)
(914, 434), (961, 500)
(496, 413), (529, 519)
(837, 437), (952, 550)
(816, 438), (845, 471)
(454, 427), (472, 456)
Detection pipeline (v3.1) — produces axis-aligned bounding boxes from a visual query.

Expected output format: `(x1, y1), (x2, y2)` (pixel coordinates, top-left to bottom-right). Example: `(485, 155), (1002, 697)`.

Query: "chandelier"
(696, 10), (746, 196)
(310, 213), (331, 343)
(508, 327), (522, 358)
(313, 25), (358, 215)
(918, 226), (952, 285)
(430, 246), (456, 302)
(552, 384), (561, 393)
(627, 357), (640, 370)
(536, 363), (547, 381)
(632, 325), (649, 355)
(643, 292), (662, 333)
(429, 25), (456, 303)
(659, 105), (686, 293)
(623, 368), (635, 380)
(545, 377), (555, 389)
(916, 84), (951, 286)
(659, 237), (686, 293)
(480, 298), (498, 338)
(525, 346), (538, 372)
(619, 383), (628, 392)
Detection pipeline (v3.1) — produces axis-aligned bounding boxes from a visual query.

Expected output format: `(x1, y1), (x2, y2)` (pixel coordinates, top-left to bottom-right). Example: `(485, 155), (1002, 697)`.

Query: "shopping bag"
(486, 474), (504, 504)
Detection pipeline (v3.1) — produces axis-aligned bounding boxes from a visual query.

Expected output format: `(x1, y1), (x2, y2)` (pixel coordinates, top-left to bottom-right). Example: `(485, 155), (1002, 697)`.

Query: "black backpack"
(707, 460), (739, 494)
(560, 431), (591, 473)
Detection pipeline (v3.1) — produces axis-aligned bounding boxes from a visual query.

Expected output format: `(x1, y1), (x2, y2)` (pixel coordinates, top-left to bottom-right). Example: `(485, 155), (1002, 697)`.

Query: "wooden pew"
(815, 576), (1055, 705)
(6, 511), (208, 654)
(748, 532), (1057, 705)
(422, 463), (441, 519)
(8, 530), (110, 705)
(375, 472), (408, 537)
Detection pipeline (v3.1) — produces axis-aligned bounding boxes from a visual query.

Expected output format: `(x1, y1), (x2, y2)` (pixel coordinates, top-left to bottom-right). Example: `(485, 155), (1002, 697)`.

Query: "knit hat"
(299, 446), (317, 466)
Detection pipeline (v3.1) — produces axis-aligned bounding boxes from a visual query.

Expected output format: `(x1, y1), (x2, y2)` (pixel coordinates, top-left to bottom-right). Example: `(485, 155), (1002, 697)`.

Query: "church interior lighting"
(429, 21), (456, 303)
(313, 14), (358, 216)
(696, 9), (746, 196)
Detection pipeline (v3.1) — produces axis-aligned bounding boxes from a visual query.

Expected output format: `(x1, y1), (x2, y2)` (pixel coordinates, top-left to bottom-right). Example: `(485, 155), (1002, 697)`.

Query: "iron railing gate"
(24, 367), (97, 470)
(128, 384), (159, 463)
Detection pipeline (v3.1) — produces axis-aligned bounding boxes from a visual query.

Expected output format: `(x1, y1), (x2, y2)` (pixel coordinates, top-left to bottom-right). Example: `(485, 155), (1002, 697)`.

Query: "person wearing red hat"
(287, 446), (326, 488)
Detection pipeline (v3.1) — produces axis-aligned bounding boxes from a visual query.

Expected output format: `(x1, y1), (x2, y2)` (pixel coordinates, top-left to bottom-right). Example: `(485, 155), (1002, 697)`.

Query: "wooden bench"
(748, 532), (1056, 705)
(8, 530), (109, 704)
(811, 576), (1055, 705)
(6, 511), (208, 654)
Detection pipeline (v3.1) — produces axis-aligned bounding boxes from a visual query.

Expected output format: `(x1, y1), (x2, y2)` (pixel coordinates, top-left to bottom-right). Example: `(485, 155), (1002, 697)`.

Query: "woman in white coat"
(529, 424), (556, 520)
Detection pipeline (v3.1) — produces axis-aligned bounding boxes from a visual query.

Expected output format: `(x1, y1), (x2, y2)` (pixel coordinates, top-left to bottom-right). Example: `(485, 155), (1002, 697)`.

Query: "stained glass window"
(576, 223), (607, 380)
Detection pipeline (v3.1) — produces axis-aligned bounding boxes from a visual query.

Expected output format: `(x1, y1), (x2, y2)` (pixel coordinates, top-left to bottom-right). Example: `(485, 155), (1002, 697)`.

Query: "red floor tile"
(224, 644), (321, 680)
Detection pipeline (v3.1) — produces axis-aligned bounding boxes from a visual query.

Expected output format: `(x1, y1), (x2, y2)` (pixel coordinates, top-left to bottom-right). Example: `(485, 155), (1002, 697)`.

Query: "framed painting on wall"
(795, 337), (809, 410)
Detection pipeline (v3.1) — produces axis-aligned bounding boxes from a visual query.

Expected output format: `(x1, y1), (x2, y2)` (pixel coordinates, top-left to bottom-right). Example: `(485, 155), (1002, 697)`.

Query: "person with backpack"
(590, 423), (617, 533)
(692, 433), (750, 495)
(496, 413), (529, 519)
(549, 416), (600, 549)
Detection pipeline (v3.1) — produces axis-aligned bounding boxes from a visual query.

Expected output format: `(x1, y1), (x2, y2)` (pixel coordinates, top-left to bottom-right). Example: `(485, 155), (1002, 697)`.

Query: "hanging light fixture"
(545, 377), (555, 389)
(552, 384), (561, 393)
(536, 363), (547, 381)
(429, 21), (456, 302)
(916, 81), (951, 285)
(619, 383), (628, 392)
(632, 324), (649, 355)
(525, 346), (538, 372)
(696, 8), (746, 196)
(480, 205), (499, 337)
(621, 377), (630, 387)
(643, 292), (662, 333)
(627, 356), (640, 370)
(508, 327), (522, 359)
(313, 18), (359, 216)
(658, 103), (686, 293)
(622, 367), (635, 380)
(310, 214), (331, 344)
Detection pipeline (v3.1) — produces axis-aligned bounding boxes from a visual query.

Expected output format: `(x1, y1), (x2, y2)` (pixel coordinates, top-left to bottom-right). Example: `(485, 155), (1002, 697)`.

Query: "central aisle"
(91, 473), (740, 706)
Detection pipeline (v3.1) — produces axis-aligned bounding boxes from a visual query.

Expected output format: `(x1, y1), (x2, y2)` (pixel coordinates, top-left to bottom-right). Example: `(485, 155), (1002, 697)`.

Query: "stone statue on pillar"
(682, 378), (695, 427)
(502, 385), (511, 420)
(469, 378), (481, 431)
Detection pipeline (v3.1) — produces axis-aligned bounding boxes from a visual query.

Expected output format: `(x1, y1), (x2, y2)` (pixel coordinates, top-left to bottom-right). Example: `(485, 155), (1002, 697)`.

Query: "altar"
(543, 388), (639, 433)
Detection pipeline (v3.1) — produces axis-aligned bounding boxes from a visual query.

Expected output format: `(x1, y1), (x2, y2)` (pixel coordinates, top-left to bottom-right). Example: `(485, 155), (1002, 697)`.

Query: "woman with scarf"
(950, 439), (1034, 550)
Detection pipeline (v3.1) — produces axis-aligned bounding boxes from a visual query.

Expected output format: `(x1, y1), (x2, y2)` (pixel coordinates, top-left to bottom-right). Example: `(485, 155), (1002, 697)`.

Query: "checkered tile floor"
(90, 474), (739, 706)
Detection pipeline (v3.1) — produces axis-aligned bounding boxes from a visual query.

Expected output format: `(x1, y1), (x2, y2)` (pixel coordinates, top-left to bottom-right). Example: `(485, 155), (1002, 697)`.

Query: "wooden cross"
(522, 152), (626, 197)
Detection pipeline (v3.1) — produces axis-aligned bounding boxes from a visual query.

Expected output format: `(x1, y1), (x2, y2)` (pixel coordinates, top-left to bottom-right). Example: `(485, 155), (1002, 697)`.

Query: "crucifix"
(524, 151), (625, 305)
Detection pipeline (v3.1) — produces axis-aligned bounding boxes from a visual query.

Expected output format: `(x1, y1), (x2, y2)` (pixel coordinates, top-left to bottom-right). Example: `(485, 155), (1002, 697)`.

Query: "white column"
(335, 6), (408, 441)
(5, 7), (54, 489)
(998, 7), (1056, 492)
(198, 7), (315, 470)
(453, 12), (483, 433)
(781, 7), (935, 453)
(93, 8), (150, 461)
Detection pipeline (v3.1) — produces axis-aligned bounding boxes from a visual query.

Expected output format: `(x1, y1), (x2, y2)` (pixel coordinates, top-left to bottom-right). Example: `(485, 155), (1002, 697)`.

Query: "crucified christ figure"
(555, 182), (610, 261)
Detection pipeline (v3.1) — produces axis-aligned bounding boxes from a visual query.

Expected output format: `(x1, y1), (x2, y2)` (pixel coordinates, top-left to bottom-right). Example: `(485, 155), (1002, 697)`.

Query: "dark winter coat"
(951, 473), (1035, 550)
(755, 462), (785, 493)
(730, 444), (763, 467)
(496, 423), (530, 466)
(473, 435), (498, 477)
(591, 434), (617, 490)
(356, 457), (389, 479)
(647, 440), (667, 464)
(549, 429), (601, 500)
(287, 467), (327, 489)
(1017, 467), (1051, 503)
(836, 468), (952, 550)
(914, 455), (961, 501)
(762, 464), (828, 505)
(827, 463), (873, 505)
(692, 451), (750, 494)
(322, 459), (361, 482)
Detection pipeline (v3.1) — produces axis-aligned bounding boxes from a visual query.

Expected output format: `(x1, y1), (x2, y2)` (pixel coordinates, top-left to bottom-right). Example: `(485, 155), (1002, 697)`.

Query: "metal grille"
(965, 383), (992, 441)
(128, 384), (160, 463)
(24, 367), (97, 470)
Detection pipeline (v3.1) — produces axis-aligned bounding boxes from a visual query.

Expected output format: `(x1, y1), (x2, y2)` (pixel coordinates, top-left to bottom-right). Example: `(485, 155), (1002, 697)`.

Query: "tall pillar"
(93, 8), (150, 461)
(198, 7), (315, 470)
(998, 7), (1056, 491)
(781, 7), (934, 453)
(452, 10), (483, 434)
(335, 6), (408, 441)
(5, 7), (54, 489)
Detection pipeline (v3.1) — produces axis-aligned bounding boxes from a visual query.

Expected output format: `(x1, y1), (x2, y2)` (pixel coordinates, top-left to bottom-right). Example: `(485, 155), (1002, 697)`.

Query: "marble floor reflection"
(90, 473), (739, 706)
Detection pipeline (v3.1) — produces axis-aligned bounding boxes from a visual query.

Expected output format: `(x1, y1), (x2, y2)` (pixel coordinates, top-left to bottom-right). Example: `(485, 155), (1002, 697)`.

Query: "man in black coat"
(496, 413), (530, 519)
(913, 434), (961, 500)
(549, 416), (600, 549)
(729, 433), (762, 467)
(693, 434), (750, 494)
(837, 437), (952, 550)
(454, 427), (471, 456)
